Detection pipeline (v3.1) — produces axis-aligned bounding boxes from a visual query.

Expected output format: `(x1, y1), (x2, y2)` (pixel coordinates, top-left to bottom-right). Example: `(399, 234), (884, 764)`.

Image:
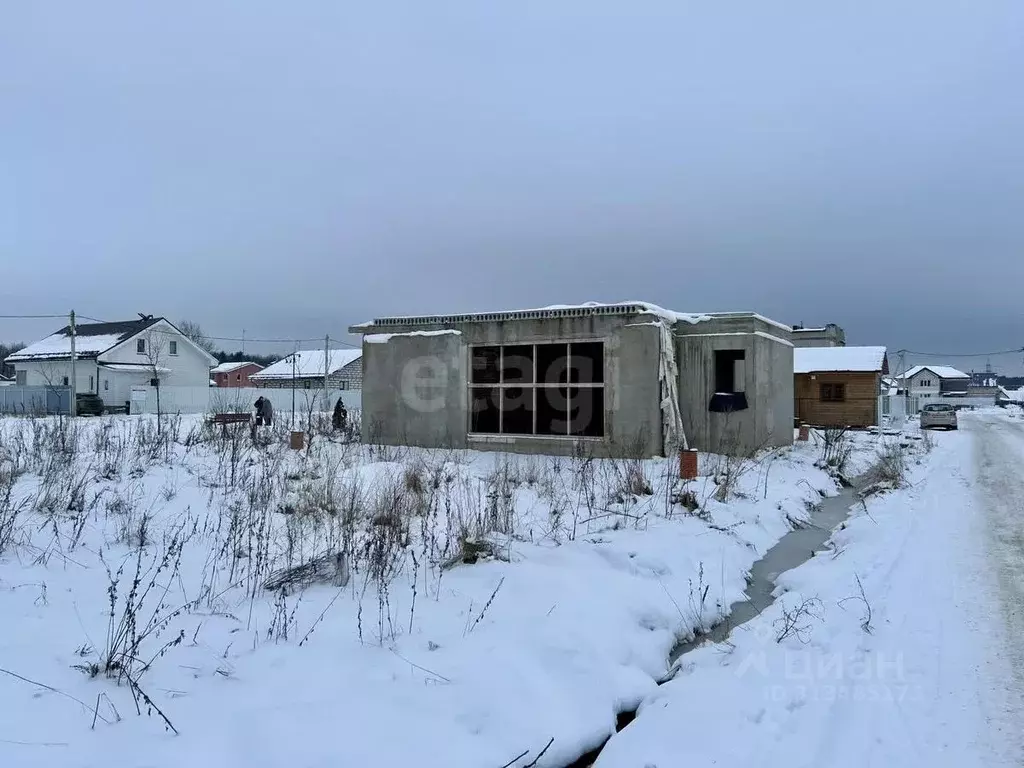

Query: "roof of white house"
(794, 346), (887, 374)
(250, 349), (361, 380)
(901, 365), (970, 380)
(211, 361), (261, 374)
(7, 317), (163, 362)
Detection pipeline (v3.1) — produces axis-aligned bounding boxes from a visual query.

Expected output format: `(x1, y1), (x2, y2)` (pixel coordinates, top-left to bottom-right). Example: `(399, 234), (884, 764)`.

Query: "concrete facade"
(674, 314), (795, 453)
(791, 323), (846, 348)
(352, 304), (794, 458)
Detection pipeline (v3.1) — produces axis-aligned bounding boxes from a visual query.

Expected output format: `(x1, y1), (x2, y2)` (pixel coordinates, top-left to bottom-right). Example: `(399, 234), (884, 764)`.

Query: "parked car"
(920, 403), (958, 430)
(75, 392), (105, 416)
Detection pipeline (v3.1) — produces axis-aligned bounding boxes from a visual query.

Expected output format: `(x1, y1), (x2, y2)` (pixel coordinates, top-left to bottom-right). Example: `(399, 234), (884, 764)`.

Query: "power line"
(75, 315), (359, 348)
(896, 347), (1024, 358)
(0, 314), (69, 320)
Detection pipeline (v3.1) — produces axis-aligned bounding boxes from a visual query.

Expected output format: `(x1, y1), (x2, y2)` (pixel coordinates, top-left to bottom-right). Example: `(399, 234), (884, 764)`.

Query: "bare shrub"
(82, 515), (198, 683)
(918, 429), (935, 454)
(817, 427), (853, 474)
(669, 482), (703, 517)
(866, 441), (908, 490)
(774, 596), (823, 643)
(838, 574), (872, 634)
(0, 463), (29, 555)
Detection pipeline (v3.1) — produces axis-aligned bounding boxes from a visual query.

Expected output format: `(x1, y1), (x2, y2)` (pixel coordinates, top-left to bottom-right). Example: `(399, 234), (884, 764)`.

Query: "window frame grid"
(468, 341), (605, 439)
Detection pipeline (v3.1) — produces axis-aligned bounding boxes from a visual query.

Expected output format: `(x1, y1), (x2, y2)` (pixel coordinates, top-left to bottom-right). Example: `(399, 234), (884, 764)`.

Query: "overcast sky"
(3, 2), (1023, 373)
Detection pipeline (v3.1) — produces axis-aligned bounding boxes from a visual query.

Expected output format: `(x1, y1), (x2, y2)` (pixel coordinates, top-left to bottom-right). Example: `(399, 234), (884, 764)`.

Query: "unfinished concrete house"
(350, 303), (794, 458)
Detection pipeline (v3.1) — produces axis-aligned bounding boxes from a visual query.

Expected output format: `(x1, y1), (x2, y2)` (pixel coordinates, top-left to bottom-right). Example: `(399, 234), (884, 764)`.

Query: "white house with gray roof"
(900, 365), (970, 400)
(7, 316), (216, 409)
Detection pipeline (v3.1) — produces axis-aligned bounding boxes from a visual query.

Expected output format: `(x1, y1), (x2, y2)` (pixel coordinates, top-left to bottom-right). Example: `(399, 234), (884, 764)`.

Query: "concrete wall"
(755, 331), (795, 448)
(674, 315), (793, 455)
(791, 324), (846, 348)
(359, 313), (664, 457)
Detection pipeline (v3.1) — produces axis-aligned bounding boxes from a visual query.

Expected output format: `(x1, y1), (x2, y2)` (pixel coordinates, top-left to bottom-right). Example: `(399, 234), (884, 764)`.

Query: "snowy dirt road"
(971, 412), (1024, 726)
(595, 411), (1024, 767)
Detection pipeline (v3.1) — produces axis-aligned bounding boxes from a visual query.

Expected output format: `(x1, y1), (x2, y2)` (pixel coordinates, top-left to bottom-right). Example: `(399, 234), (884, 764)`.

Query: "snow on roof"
(100, 363), (171, 374)
(211, 361), (260, 374)
(6, 318), (161, 361)
(901, 365), (970, 380)
(794, 346), (887, 374)
(354, 301), (793, 334)
(999, 386), (1024, 402)
(250, 349), (361, 380)
(365, 330), (462, 344)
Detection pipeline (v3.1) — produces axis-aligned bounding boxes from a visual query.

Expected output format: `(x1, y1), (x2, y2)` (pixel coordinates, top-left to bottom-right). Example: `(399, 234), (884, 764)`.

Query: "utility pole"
(324, 334), (330, 413)
(241, 328), (246, 356)
(291, 343), (297, 429)
(69, 309), (77, 417)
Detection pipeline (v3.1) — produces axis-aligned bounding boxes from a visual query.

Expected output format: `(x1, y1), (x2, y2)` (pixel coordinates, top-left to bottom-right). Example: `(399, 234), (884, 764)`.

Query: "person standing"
(332, 397), (348, 432)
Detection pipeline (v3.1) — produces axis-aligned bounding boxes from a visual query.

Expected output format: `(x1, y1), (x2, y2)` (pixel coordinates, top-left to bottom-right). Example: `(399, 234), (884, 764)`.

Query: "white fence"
(881, 393), (998, 420)
(127, 386), (361, 416)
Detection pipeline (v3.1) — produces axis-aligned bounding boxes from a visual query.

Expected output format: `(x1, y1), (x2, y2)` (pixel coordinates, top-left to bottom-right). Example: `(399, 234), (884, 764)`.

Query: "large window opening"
(714, 349), (745, 394)
(470, 342), (605, 437)
(710, 349), (748, 412)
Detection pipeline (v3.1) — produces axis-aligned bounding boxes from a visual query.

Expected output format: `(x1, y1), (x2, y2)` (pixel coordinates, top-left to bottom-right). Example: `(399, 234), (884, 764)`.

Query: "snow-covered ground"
(0, 415), (884, 767)
(597, 409), (1024, 767)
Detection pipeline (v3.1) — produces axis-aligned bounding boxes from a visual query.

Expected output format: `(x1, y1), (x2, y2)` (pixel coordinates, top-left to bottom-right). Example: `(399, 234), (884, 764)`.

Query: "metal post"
(69, 310), (77, 417)
(291, 343), (297, 429)
(324, 334), (330, 414)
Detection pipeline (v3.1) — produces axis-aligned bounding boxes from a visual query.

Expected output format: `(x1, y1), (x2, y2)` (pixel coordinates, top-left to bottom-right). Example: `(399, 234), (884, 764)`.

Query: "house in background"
(0, 374), (13, 387)
(900, 365), (970, 400)
(351, 302), (795, 458)
(998, 386), (1024, 407)
(211, 361), (264, 387)
(249, 349), (362, 390)
(794, 346), (889, 428)
(6, 317), (217, 408)
(791, 323), (846, 348)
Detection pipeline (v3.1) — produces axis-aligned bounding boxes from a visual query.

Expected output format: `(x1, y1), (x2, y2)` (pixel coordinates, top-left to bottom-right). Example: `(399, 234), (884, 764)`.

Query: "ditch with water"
(560, 475), (866, 768)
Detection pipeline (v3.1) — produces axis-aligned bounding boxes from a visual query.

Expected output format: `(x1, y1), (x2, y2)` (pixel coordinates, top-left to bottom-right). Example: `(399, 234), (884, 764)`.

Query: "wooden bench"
(209, 411), (252, 436)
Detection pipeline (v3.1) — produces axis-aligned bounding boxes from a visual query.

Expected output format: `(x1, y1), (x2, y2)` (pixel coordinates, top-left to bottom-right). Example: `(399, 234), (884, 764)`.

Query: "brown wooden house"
(794, 346), (888, 428)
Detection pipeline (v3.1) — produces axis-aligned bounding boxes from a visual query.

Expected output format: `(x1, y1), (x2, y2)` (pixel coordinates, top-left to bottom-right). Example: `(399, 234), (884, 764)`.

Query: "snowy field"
(0, 413), (899, 768)
(597, 408), (1024, 768)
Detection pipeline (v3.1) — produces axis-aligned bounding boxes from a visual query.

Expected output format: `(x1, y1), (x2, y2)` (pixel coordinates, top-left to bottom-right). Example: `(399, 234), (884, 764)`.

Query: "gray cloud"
(3, 1), (1023, 372)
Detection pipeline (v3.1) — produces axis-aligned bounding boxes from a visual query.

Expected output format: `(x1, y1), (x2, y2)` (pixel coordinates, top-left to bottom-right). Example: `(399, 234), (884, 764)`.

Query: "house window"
(104, 380), (109, 391)
(62, 376), (69, 386)
(89, 375), (94, 392)
(303, 380), (311, 390)
(709, 349), (748, 412)
(338, 381), (347, 390)
(136, 339), (146, 354)
(16, 370), (26, 385)
(469, 342), (604, 438)
(236, 374), (241, 382)
(714, 350), (746, 394)
(820, 383), (846, 402)
(169, 340), (178, 356)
